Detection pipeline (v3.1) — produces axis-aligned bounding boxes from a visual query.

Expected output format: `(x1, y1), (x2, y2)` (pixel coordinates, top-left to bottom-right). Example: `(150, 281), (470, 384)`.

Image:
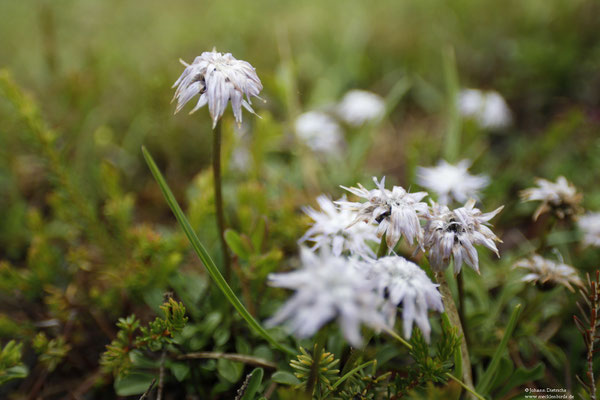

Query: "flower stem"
(213, 121), (231, 280)
(457, 272), (469, 346)
(435, 271), (475, 397)
(377, 232), (388, 258)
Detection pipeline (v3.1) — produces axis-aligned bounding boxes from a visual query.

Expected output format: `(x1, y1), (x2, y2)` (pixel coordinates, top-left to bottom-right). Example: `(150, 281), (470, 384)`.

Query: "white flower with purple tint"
(365, 256), (443, 342)
(266, 248), (386, 346)
(172, 51), (263, 128)
(424, 199), (503, 274)
(299, 195), (378, 257)
(337, 90), (385, 127)
(337, 177), (428, 251)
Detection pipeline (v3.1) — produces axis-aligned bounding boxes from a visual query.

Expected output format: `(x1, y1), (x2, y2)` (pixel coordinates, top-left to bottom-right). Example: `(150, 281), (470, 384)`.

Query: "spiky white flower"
(520, 176), (582, 221)
(336, 90), (386, 127)
(416, 159), (489, 205)
(458, 89), (512, 129)
(424, 199), (503, 274)
(266, 248), (386, 346)
(299, 195), (378, 258)
(515, 254), (583, 292)
(172, 51), (263, 128)
(578, 213), (600, 248)
(337, 177), (428, 251)
(364, 256), (443, 341)
(294, 111), (345, 155)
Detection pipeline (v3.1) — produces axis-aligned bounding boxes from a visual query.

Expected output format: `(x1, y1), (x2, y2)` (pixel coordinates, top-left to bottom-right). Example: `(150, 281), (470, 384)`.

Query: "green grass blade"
(442, 45), (461, 163)
(476, 303), (523, 395)
(141, 146), (295, 357)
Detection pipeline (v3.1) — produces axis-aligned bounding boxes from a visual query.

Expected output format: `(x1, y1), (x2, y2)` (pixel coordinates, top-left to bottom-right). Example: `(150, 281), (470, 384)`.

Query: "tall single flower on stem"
(337, 177), (428, 251)
(172, 50), (263, 128)
(172, 50), (263, 279)
(423, 199), (503, 274)
(266, 248), (386, 346)
(417, 159), (489, 205)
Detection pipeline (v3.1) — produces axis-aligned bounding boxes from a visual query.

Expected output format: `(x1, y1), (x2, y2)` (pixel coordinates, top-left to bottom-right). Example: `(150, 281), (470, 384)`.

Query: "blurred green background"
(1, 0), (599, 398)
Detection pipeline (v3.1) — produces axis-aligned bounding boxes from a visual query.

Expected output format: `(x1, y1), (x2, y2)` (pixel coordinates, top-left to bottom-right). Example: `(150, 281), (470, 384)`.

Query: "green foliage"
(100, 299), (188, 376)
(0, 340), (28, 386)
(32, 332), (70, 372)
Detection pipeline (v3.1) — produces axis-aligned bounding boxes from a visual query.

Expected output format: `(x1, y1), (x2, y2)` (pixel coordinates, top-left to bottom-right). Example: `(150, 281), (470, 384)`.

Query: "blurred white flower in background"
(458, 89), (512, 130)
(578, 213), (600, 247)
(294, 111), (345, 156)
(424, 199), (503, 274)
(515, 254), (583, 292)
(520, 176), (582, 221)
(266, 248), (386, 346)
(417, 159), (489, 205)
(172, 50), (263, 128)
(336, 90), (386, 127)
(365, 256), (443, 342)
(337, 177), (429, 250)
(299, 195), (378, 258)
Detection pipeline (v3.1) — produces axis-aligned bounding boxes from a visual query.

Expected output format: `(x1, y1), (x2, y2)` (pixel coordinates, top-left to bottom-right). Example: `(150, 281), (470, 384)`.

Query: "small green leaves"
(32, 332), (70, 372)
(0, 341), (28, 386)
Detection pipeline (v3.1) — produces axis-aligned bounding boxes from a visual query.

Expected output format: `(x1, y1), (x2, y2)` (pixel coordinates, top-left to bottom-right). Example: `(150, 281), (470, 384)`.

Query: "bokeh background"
(1, 0), (599, 398)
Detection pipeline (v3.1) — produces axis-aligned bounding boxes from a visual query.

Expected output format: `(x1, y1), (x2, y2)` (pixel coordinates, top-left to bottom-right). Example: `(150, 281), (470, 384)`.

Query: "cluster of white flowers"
(458, 89), (512, 130)
(172, 50), (263, 128)
(294, 90), (385, 156)
(417, 159), (489, 205)
(268, 174), (504, 345)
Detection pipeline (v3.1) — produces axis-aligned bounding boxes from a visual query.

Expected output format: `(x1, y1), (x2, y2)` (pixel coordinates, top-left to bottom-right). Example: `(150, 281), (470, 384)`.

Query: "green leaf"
(142, 146), (294, 357)
(271, 371), (301, 385)
(489, 356), (514, 392)
(225, 229), (252, 259)
(241, 368), (264, 400)
(169, 362), (190, 382)
(0, 365), (28, 386)
(114, 372), (155, 396)
(476, 304), (523, 395)
(217, 358), (243, 383)
(496, 363), (545, 398)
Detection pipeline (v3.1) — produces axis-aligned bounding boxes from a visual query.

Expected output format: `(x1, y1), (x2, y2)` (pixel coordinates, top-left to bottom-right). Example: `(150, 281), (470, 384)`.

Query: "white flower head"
(172, 51), (263, 128)
(514, 254), (583, 292)
(520, 176), (582, 221)
(365, 256), (443, 342)
(299, 195), (379, 258)
(458, 89), (512, 130)
(337, 177), (429, 251)
(294, 111), (345, 156)
(417, 159), (489, 205)
(266, 248), (386, 346)
(336, 90), (386, 127)
(424, 199), (503, 274)
(579, 213), (600, 248)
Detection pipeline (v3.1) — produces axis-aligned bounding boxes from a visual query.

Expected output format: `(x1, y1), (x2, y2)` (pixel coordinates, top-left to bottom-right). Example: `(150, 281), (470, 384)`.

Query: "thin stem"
(457, 272), (469, 346)
(382, 326), (485, 400)
(177, 352), (276, 369)
(213, 121), (231, 280)
(435, 271), (475, 396)
(157, 351), (166, 400)
(377, 232), (388, 258)
(138, 378), (156, 400)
